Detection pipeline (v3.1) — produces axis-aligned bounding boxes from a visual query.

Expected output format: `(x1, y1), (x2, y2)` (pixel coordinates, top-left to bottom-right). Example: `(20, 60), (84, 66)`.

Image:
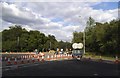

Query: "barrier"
(114, 56), (119, 64)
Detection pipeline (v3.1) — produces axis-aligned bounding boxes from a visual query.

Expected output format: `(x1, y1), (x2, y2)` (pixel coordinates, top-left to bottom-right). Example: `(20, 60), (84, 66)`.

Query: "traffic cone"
(25, 56), (26, 59)
(0, 57), (2, 62)
(88, 56), (91, 60)
(54, 55), (57, 60)
(32, 57), (35, 63)
(21, 58), (24, 64)
(68, 54), (70, 59)
(57, 55), (59, 59)
(14, 58), (17, 65)
(29, 55), (31, 58)
(99, 55), (102, 62)
(23, 56), (25, 59)
(47, 55), (50, 61)
(7, 58), (11, 65)
(114, 56), (119, 64)
(20, 56), (22, 59)
(37, 56), (40, 62)
(51, 55), (53, 60)
(12, 56), (14, 60)
(41, 56), (45, 62)
(27, 58), (30, 63)
(4, 57), (7, 61)
(65, 54), (67, 58)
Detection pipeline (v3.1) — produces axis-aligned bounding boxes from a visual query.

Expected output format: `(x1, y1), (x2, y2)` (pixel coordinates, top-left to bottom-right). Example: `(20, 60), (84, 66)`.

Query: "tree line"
(1, 25), (72, 52)
(1, 17), (119, 55)
(72, 17), (119, 55)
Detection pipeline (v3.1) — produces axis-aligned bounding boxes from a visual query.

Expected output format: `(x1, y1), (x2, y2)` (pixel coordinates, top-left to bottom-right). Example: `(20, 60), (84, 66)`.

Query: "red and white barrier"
(7, 58), (11, 65)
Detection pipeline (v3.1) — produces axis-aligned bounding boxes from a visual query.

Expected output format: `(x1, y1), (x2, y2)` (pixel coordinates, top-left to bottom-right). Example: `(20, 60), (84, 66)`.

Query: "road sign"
(61, 49), (63, 51)
(72, 43), (83, 49)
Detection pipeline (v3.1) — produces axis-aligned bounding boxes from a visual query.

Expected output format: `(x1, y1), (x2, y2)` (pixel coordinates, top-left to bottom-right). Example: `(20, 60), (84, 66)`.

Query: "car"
(72, 49), (83, 60)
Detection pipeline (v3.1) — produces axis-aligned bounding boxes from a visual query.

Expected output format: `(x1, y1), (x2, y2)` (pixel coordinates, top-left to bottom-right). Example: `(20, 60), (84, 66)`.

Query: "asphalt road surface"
(2, 59), (120, 77)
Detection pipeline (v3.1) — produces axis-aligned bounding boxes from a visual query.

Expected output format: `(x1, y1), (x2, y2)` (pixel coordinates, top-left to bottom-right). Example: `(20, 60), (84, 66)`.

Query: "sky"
(0, 0), (119, 42)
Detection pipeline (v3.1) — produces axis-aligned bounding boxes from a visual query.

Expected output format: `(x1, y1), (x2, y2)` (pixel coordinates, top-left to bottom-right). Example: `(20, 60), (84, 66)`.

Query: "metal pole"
(79, 16), (85, 54)
(83, 29), (85, 54)
(50, 42), (51, 50)
(17, 36), (19, 52)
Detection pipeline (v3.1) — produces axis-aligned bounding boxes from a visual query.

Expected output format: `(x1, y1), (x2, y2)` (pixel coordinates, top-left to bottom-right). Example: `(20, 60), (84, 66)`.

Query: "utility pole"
(17, 36), (19, 52)
(83, 29), (85, 54)
(50, 42), (51, 50)
(79, 16), (85, 54)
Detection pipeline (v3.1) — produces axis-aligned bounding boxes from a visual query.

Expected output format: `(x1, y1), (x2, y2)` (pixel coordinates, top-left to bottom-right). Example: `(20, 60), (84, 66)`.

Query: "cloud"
(1, 2), (118, 42)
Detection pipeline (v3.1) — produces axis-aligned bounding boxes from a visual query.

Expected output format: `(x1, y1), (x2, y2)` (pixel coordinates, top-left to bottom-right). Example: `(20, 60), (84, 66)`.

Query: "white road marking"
(93, 73), (98, 76)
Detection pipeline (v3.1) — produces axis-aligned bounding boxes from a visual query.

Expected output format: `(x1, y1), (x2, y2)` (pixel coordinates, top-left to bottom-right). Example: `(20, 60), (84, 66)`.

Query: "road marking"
(2, 68), (10, 71)
(93, 73), (98, 76)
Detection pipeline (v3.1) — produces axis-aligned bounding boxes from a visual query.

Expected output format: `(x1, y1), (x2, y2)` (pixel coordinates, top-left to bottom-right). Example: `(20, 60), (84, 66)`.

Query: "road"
(2, 59), (120, 77)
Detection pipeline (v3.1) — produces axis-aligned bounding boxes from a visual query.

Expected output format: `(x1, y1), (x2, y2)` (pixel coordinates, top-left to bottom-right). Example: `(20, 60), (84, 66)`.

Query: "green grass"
(84, 52), (120, 61)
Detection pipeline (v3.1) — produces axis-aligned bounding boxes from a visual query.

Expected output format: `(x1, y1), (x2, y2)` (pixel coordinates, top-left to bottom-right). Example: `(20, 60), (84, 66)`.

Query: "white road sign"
(72, 43), (83, 49)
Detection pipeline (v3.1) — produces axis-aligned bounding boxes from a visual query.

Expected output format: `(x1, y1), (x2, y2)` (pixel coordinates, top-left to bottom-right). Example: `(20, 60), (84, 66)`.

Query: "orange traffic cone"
(99, 55), (103, 62)
(41, 56), (45, 62)
(7, 58), (11, 65)
(47, 55), (50, 61)
(114, 56), (119, 64)
(4, 57), (7, 61)
(88, 56), (91, 60)
(37, 56), (40, 62)
(14, 58), (17, 65)
(27, 58), (30, 63)
(32, 57), (35, 63)
(0, 57), (2, 62)
(21, 59), (24, 64)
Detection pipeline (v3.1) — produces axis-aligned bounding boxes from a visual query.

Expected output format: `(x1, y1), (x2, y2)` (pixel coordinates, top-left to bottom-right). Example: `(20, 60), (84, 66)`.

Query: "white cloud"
(1, 2), (118, 42)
